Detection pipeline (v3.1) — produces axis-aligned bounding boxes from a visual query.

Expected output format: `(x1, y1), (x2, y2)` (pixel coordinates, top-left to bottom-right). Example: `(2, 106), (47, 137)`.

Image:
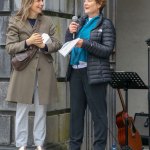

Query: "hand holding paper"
(59, 38), (80, 57)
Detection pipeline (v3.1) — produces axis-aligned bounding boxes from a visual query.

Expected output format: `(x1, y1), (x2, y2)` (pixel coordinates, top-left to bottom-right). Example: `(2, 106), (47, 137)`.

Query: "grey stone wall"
(0, 0), (79, 149)
(0, 0), (116, 150)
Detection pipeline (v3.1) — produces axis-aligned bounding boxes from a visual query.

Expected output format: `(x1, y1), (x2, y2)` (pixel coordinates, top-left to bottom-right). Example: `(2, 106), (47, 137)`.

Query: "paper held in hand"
(41, 33), (52, 44)
(59, 38), (80, 57)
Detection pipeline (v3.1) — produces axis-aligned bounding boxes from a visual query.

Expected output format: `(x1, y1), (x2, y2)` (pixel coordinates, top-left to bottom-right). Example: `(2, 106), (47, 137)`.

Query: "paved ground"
(0, 145), (149, 150)
(0, 144), (66, 150)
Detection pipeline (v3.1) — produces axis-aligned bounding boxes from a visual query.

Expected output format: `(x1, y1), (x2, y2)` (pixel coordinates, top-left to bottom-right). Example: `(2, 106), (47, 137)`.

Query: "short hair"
(95, 0), (107, 11)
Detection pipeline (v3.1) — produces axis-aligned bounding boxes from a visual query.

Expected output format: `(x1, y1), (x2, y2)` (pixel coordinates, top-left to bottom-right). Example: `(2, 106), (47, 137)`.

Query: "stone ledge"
(0, 143), (68, 150)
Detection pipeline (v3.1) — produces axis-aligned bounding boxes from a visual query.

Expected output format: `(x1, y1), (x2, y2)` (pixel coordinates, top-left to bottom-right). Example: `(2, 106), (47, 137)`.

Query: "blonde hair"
(96, 0), (106, 11)
(16, 0), (34, 21)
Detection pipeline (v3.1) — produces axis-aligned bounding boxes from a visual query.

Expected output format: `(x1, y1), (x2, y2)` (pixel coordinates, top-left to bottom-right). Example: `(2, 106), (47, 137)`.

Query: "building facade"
(1, 0), (149, 150)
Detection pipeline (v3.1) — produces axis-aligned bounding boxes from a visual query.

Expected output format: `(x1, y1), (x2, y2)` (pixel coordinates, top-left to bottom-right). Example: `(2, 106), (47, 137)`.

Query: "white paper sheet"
(41, 33), (52, 44)
(59, 38), (80, 57)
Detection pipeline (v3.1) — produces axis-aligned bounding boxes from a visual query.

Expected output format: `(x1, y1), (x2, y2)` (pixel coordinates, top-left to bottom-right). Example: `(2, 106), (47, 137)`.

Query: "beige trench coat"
(5, 15), (62, 105)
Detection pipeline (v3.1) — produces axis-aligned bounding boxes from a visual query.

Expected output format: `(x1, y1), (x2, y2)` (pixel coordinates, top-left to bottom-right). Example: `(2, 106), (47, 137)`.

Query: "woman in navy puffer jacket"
(65, 0), (116, 149)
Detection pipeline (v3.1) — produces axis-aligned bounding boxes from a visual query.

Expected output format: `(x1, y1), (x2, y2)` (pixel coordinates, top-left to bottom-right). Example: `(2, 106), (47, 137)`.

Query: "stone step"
(0, 143), (67, 150)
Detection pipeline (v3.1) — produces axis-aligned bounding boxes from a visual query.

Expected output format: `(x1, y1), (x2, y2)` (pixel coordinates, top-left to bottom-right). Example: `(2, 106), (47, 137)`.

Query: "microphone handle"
(73, 33), (75, 39)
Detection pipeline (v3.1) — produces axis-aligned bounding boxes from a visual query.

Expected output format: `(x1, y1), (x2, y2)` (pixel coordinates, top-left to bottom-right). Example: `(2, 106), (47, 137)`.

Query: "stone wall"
(0, 0), (116, 150)
(0, 0), (82, 149)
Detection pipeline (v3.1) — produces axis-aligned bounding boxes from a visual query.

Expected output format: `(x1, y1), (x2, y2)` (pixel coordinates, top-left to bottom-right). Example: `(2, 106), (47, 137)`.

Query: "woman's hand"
(69, 22), (79, 34)
(76, 39), (83, 48)
(35, 42), (45, 48)
(26, 33), (45, 48)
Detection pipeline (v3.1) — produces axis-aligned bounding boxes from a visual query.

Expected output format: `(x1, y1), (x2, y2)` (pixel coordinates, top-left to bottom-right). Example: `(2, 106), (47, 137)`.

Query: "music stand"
(110, 71), (148, 150)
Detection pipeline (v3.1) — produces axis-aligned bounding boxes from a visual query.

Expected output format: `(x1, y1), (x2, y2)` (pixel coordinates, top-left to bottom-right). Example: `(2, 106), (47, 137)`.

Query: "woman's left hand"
(36, 43), (45, 48)
(76, 39), (83, 48)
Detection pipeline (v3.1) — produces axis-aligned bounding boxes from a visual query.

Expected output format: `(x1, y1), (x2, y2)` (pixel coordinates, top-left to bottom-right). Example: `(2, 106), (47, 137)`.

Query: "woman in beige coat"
(5, 0), (61, 150)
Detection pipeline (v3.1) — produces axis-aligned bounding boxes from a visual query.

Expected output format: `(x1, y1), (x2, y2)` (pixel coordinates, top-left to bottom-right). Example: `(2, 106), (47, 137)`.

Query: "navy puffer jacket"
(65, 13), (116, 84)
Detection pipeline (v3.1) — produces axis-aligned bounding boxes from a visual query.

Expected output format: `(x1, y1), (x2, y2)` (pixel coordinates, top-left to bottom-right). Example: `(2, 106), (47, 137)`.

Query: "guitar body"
(116, 111), (142, 150)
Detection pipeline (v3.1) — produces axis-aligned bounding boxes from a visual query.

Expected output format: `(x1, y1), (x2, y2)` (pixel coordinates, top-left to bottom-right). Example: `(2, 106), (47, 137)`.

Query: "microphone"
(72, 16), (78, 39)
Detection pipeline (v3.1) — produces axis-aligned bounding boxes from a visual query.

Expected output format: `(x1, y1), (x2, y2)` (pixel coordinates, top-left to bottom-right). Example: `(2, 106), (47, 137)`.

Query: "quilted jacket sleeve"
(82, 19), (116, 58)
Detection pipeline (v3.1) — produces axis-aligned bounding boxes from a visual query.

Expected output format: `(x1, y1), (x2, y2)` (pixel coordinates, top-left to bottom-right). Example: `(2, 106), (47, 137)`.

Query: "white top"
(72, 61), (87, 69)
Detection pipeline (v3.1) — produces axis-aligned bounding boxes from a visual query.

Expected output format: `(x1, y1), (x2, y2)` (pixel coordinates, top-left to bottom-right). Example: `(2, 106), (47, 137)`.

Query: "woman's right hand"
(69, 22), (79, 34)
(26, 33), (43, 46)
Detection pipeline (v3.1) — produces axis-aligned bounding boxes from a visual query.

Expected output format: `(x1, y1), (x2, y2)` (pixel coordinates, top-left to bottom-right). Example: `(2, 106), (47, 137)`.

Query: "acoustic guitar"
(116, 89), (142, 150)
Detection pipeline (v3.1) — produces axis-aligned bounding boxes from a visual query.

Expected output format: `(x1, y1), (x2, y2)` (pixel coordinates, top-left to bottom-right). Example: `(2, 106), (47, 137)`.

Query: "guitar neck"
(117, 89), (126, 112)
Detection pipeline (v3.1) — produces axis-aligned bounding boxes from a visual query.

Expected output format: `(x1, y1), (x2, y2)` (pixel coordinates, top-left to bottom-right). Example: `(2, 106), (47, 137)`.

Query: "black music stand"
(110, 71), (148, 150)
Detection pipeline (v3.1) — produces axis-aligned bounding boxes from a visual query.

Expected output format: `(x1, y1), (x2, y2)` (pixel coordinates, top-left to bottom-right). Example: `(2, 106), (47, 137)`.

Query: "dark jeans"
(69, 68), (108, 150)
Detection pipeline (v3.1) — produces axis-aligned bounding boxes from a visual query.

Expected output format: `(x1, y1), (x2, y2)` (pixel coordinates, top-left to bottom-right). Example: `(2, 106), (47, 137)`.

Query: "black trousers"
(69, 68), (108, 150)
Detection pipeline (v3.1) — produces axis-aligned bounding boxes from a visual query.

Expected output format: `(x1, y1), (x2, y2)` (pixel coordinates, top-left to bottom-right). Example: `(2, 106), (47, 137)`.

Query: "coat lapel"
(32, 15), (42, 33)
(17, 14), (42, 36)
(23, 20), (33, 35)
